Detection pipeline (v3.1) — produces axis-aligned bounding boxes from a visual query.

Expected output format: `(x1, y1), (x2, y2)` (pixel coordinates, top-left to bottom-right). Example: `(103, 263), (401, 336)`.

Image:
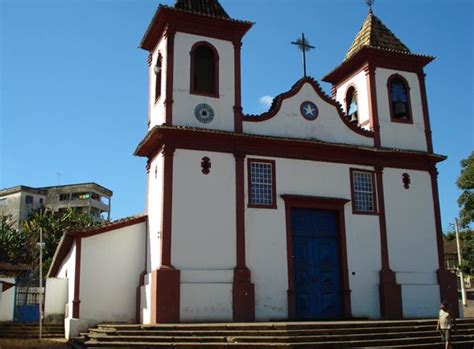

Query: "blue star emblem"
(300, 101), (319, 120)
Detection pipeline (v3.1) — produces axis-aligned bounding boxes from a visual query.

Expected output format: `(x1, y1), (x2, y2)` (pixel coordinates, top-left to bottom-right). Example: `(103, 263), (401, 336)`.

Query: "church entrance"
(291, 208), (342, 319)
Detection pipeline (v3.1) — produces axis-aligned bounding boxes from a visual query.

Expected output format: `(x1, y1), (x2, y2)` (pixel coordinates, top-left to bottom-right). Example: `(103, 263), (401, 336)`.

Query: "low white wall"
(80, 221), (146, 322)
(45, 278), (68, 321)
(180, 270), (233, 322)
(0, 278), (15, 321)
(56, 243), (76, 320)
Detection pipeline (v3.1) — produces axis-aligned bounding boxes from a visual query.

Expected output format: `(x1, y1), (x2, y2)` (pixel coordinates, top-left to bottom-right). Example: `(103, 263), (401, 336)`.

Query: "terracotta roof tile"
(173, 0), (230, 19)
(344, 9), (411, 61)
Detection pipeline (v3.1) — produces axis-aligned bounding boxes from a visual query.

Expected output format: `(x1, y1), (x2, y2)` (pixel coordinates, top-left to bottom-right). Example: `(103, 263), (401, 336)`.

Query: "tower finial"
(365, 0), (375, 13)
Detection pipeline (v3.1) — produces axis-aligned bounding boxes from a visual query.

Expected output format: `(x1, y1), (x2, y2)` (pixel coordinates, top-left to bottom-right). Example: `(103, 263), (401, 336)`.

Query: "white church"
(45, 0), (458, 338)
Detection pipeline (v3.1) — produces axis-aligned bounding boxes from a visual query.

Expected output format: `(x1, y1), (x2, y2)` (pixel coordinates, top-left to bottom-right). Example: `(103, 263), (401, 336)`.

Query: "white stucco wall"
(244, 157), (382, 320)
(45, 278), (68, 319)
(57, 243), (76, 319)
(80, 221), (146, 322)
(384, 168), (440, 317)
(149, 37), (168, 128)
(0, 278), (15, 321)
(172, 150), (236, 321)
(243, 82), (373, 147)
(148, 153), (164, 271)
(172, 32), (235, 132)
(375, 68), (427, 151)
(335, 70), (371, 130)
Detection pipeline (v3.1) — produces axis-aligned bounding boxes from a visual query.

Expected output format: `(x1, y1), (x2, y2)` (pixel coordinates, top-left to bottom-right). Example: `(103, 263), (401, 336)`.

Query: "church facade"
(47, 0), (458, 337)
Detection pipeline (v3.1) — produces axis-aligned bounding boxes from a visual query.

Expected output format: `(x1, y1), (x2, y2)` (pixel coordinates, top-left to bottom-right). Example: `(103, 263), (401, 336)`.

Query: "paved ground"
(460, 289), (474, 318)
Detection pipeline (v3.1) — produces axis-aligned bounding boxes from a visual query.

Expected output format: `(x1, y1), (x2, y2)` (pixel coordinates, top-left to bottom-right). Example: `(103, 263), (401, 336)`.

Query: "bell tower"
(140, 0), (252, 133)
(322, 8), (434, 153)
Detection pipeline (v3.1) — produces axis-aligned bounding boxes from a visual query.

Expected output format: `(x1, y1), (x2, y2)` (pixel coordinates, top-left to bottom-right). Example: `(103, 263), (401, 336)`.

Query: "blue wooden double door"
(291, 208), (342, 319)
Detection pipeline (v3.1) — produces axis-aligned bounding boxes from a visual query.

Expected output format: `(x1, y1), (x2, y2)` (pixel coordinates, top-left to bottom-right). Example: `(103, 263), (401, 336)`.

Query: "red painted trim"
(374, 167), (389, 270)
(247, 158), (277, 209)
(374, 166), (402, 319)
(235, 153), (247, 268)
(242, 77), (373, 139)
(151, 267), (180, 323)
(365, 65), (381, 147)
(154, 53), (163, 103)
(322, 47), (434, 86)
(147, 53), (153, 127)
(386, 74), (413, 124)
(135, 127), (446, 173)
(233, 40), (243, 133)
(233, 153), (255, 321)
(78, 216), (147, 238)
(1, 281), (15, 292)
(190, 41), (219, 98)
(417, 72), (434, 153)
(140, 8), (252, 52)
(161, 145), (175, 267)
(430, 167), (445, 270)
(349, 168), (378, 215)
(136, 271), (146, 323)
(72, 237), (81, 319)
(281, 195), (352, 319)
(165, 29), (175, 125)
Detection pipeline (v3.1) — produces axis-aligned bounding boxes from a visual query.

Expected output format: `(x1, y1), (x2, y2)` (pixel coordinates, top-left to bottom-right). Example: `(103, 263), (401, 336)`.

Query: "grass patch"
(0, 338), (67, 349)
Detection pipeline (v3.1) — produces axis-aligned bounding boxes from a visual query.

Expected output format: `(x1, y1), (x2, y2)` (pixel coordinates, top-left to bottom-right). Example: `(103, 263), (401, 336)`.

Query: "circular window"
(194, 103), (215, 124)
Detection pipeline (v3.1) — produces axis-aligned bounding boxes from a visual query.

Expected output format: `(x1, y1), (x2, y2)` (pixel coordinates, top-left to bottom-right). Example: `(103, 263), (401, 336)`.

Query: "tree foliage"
(0, 215), (28, 264)
(21, 207), (97, 276)
(457, 152), (474, 228)
(460, 235), (474, 275)
(0, 208), (98, 278)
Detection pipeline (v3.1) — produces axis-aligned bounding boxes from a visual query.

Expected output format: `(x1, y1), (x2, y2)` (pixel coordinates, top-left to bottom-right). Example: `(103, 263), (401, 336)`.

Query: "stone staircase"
(70, 319), (474, 348)
(0, 322), (65, 339)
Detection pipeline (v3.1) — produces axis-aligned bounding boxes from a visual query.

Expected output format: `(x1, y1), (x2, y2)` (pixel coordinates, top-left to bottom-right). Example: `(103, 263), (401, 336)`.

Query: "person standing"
(436, 301), (457, 349)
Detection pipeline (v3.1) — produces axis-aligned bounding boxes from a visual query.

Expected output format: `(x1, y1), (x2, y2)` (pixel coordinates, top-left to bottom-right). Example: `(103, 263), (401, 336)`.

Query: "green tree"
(21, 207), (98, 277)
(457, 152), (474, 228)
(0, 215), (27, 264)
(460, 235), (474, 275)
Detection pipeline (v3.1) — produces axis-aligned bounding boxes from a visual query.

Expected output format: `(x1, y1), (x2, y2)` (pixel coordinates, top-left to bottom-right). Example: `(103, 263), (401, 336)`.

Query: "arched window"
(154, 53), (162, 102)
(345, 86), (358, 122)
(190, 42), (218, 97)
(388, 75), (411, 122)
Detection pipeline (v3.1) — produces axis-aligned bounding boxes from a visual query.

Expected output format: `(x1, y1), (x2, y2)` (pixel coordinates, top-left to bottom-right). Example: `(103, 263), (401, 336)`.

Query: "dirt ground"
(0, 339), (67, 349)
(460, 289), (474, 318)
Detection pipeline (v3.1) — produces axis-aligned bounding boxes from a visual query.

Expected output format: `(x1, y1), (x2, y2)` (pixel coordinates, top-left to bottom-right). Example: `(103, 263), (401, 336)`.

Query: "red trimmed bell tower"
(138, 0), (254, 323)
(323, 8), (458, 319)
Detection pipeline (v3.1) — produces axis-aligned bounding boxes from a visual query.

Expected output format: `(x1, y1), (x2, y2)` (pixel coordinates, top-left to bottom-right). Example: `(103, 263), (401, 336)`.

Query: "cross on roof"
(291, 33), (315, 77)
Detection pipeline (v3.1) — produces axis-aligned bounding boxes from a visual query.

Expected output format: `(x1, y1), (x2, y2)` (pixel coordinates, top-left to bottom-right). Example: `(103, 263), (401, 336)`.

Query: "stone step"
(82, 330), (474, 344)
(96, 318), (474, 332)
(89, 323), (474, 337)
(77, 335), (474, 348)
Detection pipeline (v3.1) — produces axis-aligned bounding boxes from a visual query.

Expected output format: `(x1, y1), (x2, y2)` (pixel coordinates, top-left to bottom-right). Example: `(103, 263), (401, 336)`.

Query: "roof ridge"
(344, 10), (411, 61)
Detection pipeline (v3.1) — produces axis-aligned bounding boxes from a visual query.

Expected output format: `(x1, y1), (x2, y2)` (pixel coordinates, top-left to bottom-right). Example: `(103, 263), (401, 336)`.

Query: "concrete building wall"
(244, 157), (382, 320)
(383, 168), (440, 317)
(172, 33), (236, 132)
(57, 244), (77, 320)
(335, 69), (371, 130)
(80, 221), (146, 322)
(243, 82), (374, 147)
(172, 149), (236, 321)
(0, 278), (15, 321)
(375, 68), (427, 152)
(149, 36), (168, 128)
(147, 153), (164, 272)
(45, 278), (68, 322)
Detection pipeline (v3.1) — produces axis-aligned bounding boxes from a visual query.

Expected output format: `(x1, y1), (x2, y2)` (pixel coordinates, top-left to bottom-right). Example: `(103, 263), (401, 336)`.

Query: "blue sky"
(1, 0), (472, 232)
